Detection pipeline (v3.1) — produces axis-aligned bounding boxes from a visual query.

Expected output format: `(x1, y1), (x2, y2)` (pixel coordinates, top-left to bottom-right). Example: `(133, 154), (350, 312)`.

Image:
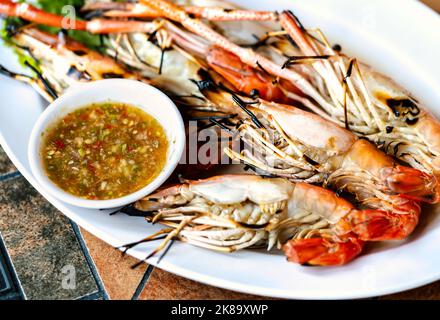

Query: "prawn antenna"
(118, 229), (172, 257)
(125, 35), (156, 69)
(157, 239), (176, 264)
(282, 55), (332, 69)
(0, 64), (32, 80)
(189, 113), (237, 121)
(208, 117), (234, 134)
(256, 61), (278, 85)
(243, 163), (277, 178)
(231, 94), (264, 128)
(115, 203), (156, 217)
(342, 58), (355, 130)
(284, 10), (305, 30)
(24, 61), (58, 100)
(130, 237), (175, 269)
(190, 78), (217, 92)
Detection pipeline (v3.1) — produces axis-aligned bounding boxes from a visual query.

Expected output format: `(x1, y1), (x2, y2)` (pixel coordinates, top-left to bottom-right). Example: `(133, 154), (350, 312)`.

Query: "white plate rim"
(0, 0), (440, 300)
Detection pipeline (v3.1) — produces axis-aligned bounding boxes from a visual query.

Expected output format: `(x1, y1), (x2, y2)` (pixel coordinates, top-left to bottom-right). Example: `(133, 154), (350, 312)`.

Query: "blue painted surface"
(0, 171), (106, 300)
(0, 170), (151, 300)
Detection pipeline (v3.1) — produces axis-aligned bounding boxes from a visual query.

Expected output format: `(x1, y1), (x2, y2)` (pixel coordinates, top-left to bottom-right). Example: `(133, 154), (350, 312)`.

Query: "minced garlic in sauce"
(41, 102), (168, 200)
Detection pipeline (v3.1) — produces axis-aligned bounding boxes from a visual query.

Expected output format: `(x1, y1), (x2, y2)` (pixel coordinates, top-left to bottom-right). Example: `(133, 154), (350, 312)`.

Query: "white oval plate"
(1, 0), (440, 299)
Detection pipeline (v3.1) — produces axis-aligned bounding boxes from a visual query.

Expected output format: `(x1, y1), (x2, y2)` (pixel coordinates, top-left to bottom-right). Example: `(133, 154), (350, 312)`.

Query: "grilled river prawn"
(277, 11), (440, 176)
(0, 1), (438, 266)
(195, 79), (440, 208)
(2, 1), (439, 174)
(106, 0), (439, 204)
(126, 174), (421, 266)
(0, 27), (148, 101)
(1, 1), (438, 196)
(96, 25), (440, 211)
(0, 27), (369, 266)
(92, 0), (439, 176)
(2, 1), (438, 206)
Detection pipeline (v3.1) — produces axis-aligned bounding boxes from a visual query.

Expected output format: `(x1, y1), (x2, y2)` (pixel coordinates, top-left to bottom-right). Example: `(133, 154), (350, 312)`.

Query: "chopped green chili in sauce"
(41, 102), (168, 200)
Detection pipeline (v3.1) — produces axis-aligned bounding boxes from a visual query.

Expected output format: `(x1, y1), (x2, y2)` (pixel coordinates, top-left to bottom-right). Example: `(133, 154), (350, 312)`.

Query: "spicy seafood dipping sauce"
(41, 102), (168, 200)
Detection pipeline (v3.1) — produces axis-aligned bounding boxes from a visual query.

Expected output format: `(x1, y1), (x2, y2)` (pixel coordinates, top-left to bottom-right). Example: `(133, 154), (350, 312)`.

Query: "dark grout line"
(0, 233), (25, 300)
(77, 291), (105, 300)
(0, 292), (22, 301)
(69, 221), (110, 300)
(131, 264), (155, 300)
(0, 171), (21, 182)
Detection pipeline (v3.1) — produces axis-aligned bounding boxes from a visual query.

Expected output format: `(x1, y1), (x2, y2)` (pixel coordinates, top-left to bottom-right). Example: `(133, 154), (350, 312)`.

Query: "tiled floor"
(0, 178), (99, 299)
(0, 148), (104, 300)
(1, 1), (440, 300)
(80, 229), (148, 300)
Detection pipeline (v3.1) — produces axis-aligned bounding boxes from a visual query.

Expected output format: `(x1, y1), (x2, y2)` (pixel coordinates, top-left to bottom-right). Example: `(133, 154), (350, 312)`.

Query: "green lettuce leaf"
(36, 0), (103, 49)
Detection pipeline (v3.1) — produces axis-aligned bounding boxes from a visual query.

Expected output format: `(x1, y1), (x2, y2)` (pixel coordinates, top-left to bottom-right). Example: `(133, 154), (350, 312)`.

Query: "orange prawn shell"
(254, 101), (357, 154)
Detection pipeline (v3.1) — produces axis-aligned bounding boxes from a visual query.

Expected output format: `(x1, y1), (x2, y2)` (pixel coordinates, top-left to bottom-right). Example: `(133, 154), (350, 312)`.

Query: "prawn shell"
(291, 182), (353, 224)
(188, 174), (294, 204)
(414, 113), (440, 173)
(254, 101), (356, 154)
(341, 139), (395, 178)
(362, 63), (440, 174)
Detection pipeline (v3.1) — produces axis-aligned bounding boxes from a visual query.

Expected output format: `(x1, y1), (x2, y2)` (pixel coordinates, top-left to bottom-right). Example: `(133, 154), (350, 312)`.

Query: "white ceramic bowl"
(28, 79), (185, 209)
